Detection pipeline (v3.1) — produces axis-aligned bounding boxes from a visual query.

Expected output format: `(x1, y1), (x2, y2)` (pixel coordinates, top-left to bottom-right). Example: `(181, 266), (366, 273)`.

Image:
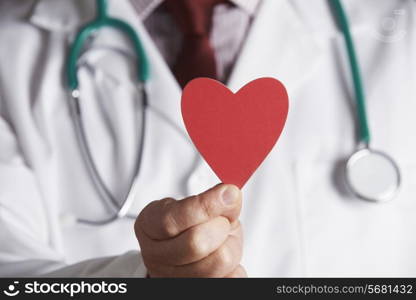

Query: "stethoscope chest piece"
(345, 148), (401, 202)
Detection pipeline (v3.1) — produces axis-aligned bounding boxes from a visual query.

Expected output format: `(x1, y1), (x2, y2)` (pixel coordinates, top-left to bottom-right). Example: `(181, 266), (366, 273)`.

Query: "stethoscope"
(67, 0), (149, 225)
(331, 0), (401, 202)
(66, 0), (401, 225)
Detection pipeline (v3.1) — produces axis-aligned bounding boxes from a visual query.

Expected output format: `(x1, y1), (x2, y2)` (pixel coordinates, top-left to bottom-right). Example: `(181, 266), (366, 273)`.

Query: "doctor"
(0, 0), (416, 277)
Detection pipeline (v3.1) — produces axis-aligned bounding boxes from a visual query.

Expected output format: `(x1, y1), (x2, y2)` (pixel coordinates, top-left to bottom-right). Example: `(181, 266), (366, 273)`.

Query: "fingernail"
(221, 185), (239, 206)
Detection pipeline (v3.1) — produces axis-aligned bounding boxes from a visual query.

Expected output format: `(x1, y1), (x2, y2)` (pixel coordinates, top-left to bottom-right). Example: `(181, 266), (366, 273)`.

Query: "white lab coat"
(0, 0), (415, 277)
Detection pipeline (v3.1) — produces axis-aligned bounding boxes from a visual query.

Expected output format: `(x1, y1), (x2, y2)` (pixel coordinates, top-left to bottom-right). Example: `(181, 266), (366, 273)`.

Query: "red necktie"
(165, 0), (226, 88)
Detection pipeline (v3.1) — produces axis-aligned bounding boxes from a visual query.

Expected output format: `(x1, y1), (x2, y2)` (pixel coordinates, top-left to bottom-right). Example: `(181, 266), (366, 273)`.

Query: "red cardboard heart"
(181, 77), (289, 188)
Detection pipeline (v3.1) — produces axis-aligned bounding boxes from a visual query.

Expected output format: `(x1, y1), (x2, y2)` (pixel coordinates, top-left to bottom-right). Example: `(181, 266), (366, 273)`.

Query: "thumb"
(137, 184), (242, 240)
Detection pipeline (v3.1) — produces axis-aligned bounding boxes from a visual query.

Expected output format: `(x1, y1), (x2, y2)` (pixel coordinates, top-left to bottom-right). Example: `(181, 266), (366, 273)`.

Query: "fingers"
(141, 216), (232, 265)
(172, 227), (243, 278)
(149, 230), (242, 278)
(148, 222), (242, 278)
(135, 184), (244, 278)
(225, 265), (247, 278)
(137, 184), (242, 240)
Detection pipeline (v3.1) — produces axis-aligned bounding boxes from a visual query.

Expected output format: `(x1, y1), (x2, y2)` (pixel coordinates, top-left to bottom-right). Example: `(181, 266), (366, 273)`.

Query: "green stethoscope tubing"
(67, 0), (150, 91)
(331, 0), (400, 202)
(330, 0), (370, 146)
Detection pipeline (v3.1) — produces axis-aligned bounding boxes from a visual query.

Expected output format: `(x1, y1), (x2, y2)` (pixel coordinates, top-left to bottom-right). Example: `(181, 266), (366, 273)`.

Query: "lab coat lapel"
(29, 0), (187, 140)
(227, 0), (322, 95)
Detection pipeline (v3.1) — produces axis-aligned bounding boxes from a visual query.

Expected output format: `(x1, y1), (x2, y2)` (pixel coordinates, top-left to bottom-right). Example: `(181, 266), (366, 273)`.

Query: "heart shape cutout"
(181, 77), (289, 188)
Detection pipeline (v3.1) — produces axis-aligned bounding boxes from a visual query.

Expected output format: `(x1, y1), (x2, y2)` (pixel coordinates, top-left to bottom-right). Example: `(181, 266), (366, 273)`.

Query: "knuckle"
(135, 202), (157, 237)
(187, 227), (209, 258)
(159, 210), (179, 237)
(196, 194), (216, 219)
(217, 245), (235, 272)
(159, 197), (176, 207)
(230, 220), (242, 233)
(137, 200), (163, 227)
(139, 198), (179, 238)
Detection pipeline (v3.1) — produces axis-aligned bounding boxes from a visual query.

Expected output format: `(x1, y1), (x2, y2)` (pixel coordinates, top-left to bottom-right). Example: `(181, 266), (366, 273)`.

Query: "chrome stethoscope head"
(345, 145), (401, 203)
(331, 0), (402, 202)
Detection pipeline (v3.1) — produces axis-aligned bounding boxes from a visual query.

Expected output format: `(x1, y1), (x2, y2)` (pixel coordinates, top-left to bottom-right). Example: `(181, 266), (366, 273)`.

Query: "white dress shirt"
(130, 0), (261, 81)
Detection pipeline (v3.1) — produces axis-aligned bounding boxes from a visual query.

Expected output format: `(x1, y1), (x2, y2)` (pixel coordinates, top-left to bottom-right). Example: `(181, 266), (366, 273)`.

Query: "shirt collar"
(232, 0), (262, 16)
(130, 0), (262, 20)
(28, 0), (261, 33)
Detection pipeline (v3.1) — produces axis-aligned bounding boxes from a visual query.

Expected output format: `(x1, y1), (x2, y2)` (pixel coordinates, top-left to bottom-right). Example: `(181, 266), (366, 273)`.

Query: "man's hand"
(135, 184), (246, 278)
